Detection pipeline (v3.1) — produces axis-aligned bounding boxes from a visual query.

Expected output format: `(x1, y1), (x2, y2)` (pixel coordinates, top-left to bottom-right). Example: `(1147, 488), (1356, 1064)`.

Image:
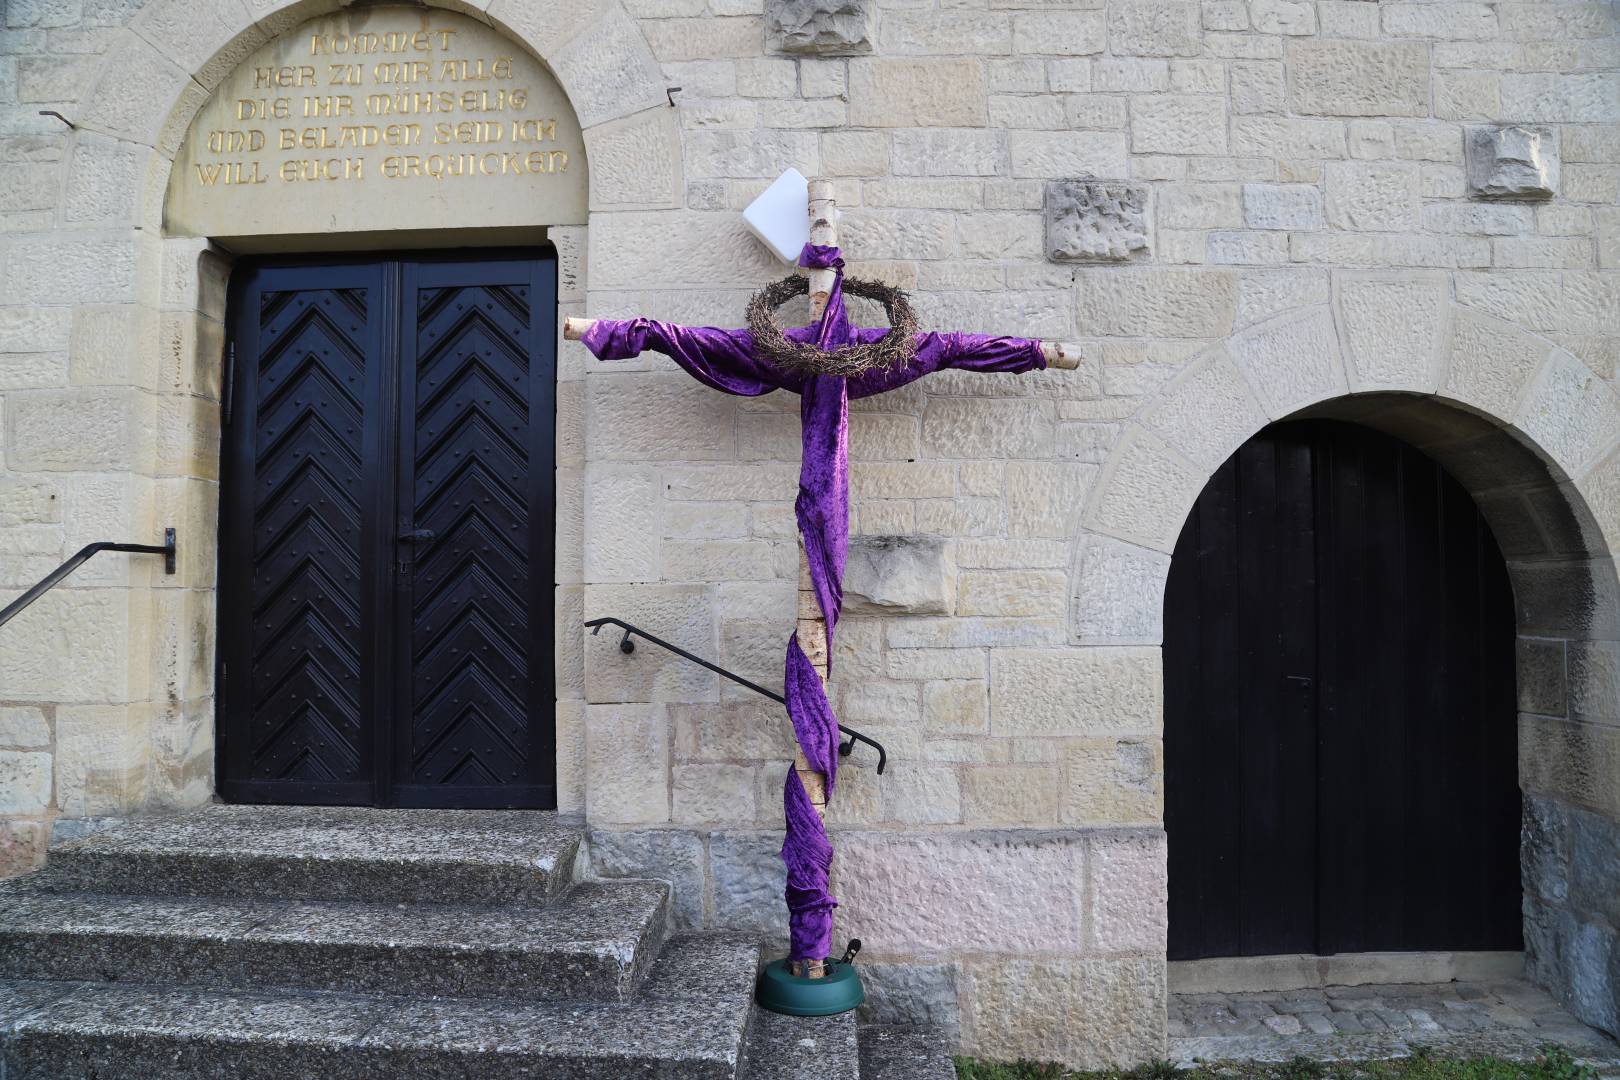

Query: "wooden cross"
(567, 179), (1081, 978)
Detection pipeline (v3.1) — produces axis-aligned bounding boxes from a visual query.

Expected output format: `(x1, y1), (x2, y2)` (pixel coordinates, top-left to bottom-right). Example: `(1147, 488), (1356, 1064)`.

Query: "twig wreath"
(746, 273), (919, 378)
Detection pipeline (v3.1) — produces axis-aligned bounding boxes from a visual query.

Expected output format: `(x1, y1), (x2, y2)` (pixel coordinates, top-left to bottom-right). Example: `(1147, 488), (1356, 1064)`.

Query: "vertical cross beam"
(789, 179), (838, 980)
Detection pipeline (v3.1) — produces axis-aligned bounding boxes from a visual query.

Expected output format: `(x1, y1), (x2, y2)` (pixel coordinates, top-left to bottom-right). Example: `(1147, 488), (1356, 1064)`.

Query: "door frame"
(215, 247), (558, 809)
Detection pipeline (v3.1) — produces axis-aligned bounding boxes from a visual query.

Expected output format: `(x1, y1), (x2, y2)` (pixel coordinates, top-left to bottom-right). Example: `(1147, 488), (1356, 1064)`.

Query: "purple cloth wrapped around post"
(580, 246), (1046, 962)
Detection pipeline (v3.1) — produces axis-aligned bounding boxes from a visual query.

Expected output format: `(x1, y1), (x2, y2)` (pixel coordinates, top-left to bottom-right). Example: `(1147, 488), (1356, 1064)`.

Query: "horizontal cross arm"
(561, 315), (1081, 370)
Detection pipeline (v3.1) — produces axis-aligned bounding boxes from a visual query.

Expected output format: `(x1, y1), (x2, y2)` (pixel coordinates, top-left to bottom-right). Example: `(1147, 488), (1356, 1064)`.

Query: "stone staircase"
(0, 805), (955, 1079)
(0, 806), (747, 1077)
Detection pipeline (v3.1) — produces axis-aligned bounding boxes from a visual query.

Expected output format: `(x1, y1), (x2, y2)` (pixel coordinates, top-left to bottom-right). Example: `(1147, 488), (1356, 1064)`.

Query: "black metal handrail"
(585, 616), (887, 774)
(0, 529), (176, 632)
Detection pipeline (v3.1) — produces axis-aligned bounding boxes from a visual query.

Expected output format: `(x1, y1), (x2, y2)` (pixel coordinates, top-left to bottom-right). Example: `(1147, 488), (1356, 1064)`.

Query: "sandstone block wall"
(2, 0), (1619, 1065)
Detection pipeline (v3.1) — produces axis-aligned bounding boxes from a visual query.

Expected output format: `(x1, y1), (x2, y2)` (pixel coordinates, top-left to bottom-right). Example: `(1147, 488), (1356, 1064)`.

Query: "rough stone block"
(1521, 793), (1570, 904)
(1518, 638), (1568, 717)
(710, 829), (790, 943)
(1139, 348), (1269, 471)
(1242, 184), (1323, 230)
(673, 763), (757, 826)
(0, 819), (49, 880)
(960, 954), (1166, 1068)
(1086, 425), (1204, 552)
(1227, 306), (1348, 419)
(961, 764), (1060, 824)
(588, 827), (707, 929)
(891, 130), (1006, 178)
(923, 680), (990, 735)
(0, 586), (130, 702)
(1108, 0), (1202, 56)
(549, 6), (666, 128)
(1130, 96), (1227, 155)
(1569, 806), (1620, 927)
(766, 0), (872, 54)
(1325, 160), (1422, 232)
(1089, 830), (1167, 952)
(1009, 131), (1129, 180)
(0, 749), (51, 813)
(1286, 40), (1430, 118)
(590, 213), (781, 290)
(1044, 180), (1149, 263)
(990, 647), (1161, 737)
(1335, 272), (1449, 393)
(1007, 461), (1097, 539)
(1501, 73), (1620, 125)
(842, 535), (956, 616)
(1467, 125), (1559, 201)
(2, 235), (143, 308)
(837, 831), (1086, 954)
(1443, 305), (1554, 420)
(1251, 0), (1315, 34)
(1231, 116), (1347, 160)
(957, 570), (1066, 620)
(584, 107), (683, 210)
(857, 962), (960, 1027)
(1518, 350), (1620, 477)
(54, 704), (149, 818)
(848, 59), (986, 128)
(1071, 533), (1170, 645)
(880, 762), (962, 824)
(1520, 713), (1620, 817)
(922, 397), (1054, 459)
(0, 706), (49, 748)
(1568, 641), (1620, 723)
(76, 32), (194, 147)
(1158, 184), (1242, 230)
(583, 465), (660, 583)
(823, 130), (890, 177)
(1062, 737), (1162, 826)
(1075, 268), (1237, 339)
(584, 703), (669, 825)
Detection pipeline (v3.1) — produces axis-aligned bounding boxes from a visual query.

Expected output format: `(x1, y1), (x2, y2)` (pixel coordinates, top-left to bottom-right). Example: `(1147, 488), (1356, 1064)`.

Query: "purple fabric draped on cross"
(581, 245), (1047, 963)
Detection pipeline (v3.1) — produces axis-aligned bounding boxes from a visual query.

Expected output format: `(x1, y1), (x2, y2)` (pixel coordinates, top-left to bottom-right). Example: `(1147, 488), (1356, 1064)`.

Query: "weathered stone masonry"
(2, 0), (1619, 1067)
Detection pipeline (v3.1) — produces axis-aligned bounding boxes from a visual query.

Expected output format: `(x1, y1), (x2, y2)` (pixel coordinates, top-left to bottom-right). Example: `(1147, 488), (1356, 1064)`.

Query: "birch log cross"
(567, 179), (1082, 979)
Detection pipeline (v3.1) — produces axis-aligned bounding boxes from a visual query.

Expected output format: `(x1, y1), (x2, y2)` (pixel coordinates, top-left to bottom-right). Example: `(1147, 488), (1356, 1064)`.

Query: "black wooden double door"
(1165, 420), (1520, 960)
(219, 253), (556, 808)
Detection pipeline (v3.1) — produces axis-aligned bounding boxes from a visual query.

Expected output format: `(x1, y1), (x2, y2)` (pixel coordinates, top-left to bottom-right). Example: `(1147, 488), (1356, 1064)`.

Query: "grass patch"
(954, 1045), (1600, 1080)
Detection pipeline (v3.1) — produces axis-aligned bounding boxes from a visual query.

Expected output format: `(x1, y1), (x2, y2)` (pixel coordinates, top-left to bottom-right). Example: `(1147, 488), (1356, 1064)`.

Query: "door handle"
(398, 528), (435, 543)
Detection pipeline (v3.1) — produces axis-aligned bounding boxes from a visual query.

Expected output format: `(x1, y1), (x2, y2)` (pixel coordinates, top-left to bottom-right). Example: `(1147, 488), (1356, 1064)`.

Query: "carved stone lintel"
(1466, 125), (1559, 201)
(1044, 179), (1151, 263)
(766, 0), (873, 55)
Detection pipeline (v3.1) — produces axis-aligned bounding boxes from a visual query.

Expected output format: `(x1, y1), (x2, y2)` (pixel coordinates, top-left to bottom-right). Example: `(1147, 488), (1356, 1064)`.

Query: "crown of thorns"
(746, 274), (919, 378)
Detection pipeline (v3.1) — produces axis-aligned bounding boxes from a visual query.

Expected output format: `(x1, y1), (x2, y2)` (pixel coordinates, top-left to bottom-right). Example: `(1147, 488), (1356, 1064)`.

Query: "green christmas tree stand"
(755, 958), (865, 1017)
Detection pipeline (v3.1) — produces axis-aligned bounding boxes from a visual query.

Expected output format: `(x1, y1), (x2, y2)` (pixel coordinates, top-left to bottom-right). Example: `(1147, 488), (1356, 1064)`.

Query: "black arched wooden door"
(1165, 420), (1520, 960)
(218, 252), (556, 809)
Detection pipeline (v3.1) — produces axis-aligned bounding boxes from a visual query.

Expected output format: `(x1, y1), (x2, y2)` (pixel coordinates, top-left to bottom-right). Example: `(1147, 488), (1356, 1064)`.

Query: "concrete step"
(0, 934), (763, 1080)
(38, 805), (580, 905)
(858, 1025), (960, 1080)
(744, 1008), (861, 1080)
(0, 877), (668, 1003)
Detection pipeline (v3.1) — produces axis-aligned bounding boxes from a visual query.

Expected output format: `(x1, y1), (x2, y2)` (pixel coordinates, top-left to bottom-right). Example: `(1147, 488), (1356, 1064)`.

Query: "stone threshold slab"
(1170, 951), (1526, 994)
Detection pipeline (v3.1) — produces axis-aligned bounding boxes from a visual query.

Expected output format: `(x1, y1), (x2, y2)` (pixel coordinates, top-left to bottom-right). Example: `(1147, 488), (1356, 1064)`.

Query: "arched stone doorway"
(51, 0), (684, 815)
(1164, 418), (1521, 962)
(1073, 284), (1620, 1036)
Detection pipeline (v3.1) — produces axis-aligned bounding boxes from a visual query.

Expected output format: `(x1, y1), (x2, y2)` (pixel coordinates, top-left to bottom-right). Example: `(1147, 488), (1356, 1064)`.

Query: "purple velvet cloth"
(581, 246), (1046, 962)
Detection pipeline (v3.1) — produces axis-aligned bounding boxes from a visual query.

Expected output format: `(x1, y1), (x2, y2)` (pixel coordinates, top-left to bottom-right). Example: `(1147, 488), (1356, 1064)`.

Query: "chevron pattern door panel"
(220, 255), (556, 809)
(395, 260), (555, 807)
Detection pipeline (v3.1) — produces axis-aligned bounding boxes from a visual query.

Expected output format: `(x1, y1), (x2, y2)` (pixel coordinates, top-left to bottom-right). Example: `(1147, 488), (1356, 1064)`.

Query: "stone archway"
(45, 0), (685, 819)
(1071, 272), (1620, 1035)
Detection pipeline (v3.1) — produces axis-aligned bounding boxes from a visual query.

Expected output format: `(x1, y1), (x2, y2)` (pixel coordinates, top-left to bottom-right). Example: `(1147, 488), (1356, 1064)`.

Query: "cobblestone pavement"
(1170, 980), (1620, 1074)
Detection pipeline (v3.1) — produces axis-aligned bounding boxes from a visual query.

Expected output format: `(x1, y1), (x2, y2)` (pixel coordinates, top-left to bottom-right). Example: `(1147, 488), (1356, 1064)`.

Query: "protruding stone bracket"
(765, 0), (874, 54)
(1044, 180), (1151, 263)
(1466, 125), (1559, 201)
